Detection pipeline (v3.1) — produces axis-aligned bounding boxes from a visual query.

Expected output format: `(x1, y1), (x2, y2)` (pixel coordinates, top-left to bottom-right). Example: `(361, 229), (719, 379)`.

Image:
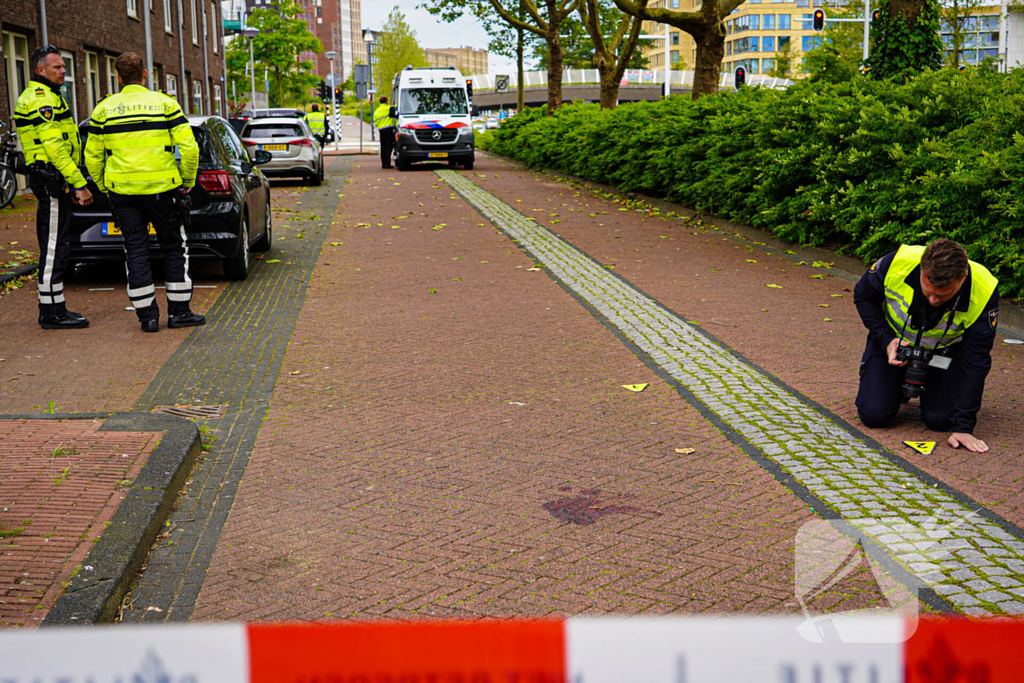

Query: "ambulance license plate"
(101, 222), (156, 236)
(262, 144), (287, 151)
(428, 152), (448, 159)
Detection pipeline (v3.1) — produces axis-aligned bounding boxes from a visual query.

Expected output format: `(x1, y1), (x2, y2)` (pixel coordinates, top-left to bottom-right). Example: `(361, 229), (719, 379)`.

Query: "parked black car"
(71, 115), (273, 280)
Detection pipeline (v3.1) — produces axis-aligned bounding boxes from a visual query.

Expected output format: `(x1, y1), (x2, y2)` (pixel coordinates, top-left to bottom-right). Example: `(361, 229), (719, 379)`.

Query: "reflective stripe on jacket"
(84, 84), (199, 195)
(884, 244), (998, 349)
(373, 104), (396, 129)
(304, 111), (326, 133)
(14, 77), (86, 189)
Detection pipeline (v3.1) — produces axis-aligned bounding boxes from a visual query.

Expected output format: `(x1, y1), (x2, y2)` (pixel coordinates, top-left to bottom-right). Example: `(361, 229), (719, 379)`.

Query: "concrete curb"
(478, 151), (1024, 339)
(0, 412), (201, 626)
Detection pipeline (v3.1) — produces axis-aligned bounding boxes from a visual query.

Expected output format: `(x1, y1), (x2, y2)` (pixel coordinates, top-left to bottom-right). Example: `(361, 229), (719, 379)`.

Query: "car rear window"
(243, 124), (303, 138)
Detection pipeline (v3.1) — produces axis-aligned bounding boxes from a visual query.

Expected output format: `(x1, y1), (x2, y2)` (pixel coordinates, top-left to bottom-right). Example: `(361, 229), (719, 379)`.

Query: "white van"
(389, 67), (479, 171)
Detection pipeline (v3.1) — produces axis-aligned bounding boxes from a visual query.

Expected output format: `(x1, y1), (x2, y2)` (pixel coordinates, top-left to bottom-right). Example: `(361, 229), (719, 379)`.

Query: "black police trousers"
(379, 126), (396, 168)
(109, 191), (192, 322)
(855, 335), (957, 432)
(29, 172), (72, 316)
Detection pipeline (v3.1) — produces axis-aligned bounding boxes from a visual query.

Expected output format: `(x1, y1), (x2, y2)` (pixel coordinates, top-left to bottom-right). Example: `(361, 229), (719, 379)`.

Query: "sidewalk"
(0, 418), (161, 627)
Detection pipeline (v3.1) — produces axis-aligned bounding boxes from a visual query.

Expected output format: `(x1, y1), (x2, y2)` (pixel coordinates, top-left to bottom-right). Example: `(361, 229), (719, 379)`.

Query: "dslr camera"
(896, 345), (931, 399)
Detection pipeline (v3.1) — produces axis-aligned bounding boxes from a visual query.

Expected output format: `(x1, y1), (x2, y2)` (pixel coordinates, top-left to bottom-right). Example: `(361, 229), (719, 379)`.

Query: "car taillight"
(198, 170), (232, 198)
(242, 139), (255, 145)
(288, 138), (314, 147)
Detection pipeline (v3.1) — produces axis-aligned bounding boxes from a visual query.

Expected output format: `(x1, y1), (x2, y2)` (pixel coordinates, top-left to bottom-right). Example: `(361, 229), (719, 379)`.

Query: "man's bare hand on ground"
(949, 432), (989, 453)
(73, 188), (93, 206)
(887, 338), (911, 367)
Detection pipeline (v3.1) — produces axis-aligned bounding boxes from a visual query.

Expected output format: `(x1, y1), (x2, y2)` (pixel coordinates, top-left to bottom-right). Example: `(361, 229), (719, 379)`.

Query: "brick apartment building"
(1, 0), (226, 126)
(424, 46), (488, 76)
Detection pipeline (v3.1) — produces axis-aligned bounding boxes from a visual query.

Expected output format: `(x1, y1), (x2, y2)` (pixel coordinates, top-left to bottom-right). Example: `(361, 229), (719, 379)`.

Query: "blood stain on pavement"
(543, 488), (660, 526)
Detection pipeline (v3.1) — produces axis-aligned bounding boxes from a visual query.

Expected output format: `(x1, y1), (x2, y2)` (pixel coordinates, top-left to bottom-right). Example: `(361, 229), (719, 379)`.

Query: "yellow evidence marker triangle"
(903, 441), (936, 455)
(622, 383), (649, 392)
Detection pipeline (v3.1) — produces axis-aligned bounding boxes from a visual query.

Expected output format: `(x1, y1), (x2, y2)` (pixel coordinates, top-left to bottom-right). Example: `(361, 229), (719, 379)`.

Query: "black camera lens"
(901, 346), (931, 399)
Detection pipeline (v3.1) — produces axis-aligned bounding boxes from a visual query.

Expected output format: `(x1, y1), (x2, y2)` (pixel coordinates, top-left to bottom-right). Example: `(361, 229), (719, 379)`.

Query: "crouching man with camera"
(853, 239), (998, 453)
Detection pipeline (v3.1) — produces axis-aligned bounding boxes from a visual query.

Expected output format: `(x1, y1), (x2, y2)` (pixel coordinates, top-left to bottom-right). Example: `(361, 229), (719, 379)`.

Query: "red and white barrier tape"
(1, 617), (1021, 682)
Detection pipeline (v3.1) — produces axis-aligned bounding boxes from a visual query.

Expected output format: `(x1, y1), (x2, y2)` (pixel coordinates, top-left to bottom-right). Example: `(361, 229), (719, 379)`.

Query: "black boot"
(141, 319), (159, 333)
(168, 311), (206, 328)
(39, 311), (89, 329)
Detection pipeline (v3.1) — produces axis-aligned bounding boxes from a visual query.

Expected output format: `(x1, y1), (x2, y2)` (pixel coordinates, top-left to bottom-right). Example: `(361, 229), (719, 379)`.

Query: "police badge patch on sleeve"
(869, 260), (880, 273)
(989, 309), (998, 331)
(39, 106), (54, 121)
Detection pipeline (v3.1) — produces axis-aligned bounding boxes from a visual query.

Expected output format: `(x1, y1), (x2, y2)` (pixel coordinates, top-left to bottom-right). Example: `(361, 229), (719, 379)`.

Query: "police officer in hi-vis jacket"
(85, 52), (204, 333)
(14, 46), (93, 329)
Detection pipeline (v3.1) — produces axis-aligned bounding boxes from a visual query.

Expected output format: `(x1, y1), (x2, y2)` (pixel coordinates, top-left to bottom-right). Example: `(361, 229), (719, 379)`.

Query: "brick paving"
(191, 156), (890, 623)
(0, 418), (160, 627)
(438, 169), (1024, 616)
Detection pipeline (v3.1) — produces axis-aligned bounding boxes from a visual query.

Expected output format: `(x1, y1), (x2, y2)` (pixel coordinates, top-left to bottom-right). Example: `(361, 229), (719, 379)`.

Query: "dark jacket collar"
(31, 74), (62, 96)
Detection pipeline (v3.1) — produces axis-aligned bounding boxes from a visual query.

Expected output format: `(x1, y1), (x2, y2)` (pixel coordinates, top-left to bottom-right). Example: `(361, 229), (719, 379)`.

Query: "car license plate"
(262, 144), (287, 151)
(101, 222), (156, 236)
(428, 152), (448, 159)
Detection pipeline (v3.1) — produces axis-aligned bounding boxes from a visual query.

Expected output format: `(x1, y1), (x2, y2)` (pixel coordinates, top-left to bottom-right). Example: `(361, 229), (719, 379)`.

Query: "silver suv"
(240, 117), (324, 186)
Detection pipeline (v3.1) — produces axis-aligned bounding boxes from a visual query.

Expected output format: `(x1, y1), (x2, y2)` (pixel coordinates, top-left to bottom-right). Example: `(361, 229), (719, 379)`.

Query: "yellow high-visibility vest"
(884, 244), (998, 349)
(85, 84), (199, 195)
(14, 77), (86, 189)
(304, 111), (326, 134)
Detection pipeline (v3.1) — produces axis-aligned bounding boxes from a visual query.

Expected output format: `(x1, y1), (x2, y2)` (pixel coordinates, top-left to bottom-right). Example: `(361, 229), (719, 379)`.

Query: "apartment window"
(751, 59), (760, 74)
(85, 51), (100, 111)
(214, 84), (222, 116)
(802, 35), (822, 51)
(778, 14), (791, 29)
(763, 36), (776, 52)
(671, 50), (680, 64)
(212, 2), (219, 53)
(750, 15), (760, 30)
(727, 41), (733, 56)
(164, 0), (173, 32)
(750, 37), (760, 52)
(671, 0), (680, 6)
(779, 36), (791, 49)
(127, 0), (138, 18)
(59, 50), (77, 121)
(193, 80), (203, 114)
(763, 58), (775, 72)
(191, 0), (199, 44)
(801, 14), (813, 29)
(3, 32), (30, 119)
(763, 14), (775, 30)
(672, 32), (680, 46)
(167, 73), (178, 97)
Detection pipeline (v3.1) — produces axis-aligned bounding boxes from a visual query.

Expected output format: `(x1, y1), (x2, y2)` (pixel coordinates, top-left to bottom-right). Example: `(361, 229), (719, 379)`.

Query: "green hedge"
(485, 69), (1024, 299)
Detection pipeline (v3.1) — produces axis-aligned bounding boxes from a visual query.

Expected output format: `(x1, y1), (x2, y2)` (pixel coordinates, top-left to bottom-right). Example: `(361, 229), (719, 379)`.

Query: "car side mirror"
(253, 149), (273, 164)
(471, 105), (480, 117)
(389, 105), (397, 119)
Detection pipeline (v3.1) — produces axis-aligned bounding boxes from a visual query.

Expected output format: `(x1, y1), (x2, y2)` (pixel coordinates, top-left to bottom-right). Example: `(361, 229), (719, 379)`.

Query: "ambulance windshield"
(400, 88), (467, 116)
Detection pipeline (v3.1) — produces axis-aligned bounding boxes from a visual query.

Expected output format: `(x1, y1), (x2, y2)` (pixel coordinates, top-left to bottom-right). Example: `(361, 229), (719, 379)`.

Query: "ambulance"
(389, 66), (479, 171)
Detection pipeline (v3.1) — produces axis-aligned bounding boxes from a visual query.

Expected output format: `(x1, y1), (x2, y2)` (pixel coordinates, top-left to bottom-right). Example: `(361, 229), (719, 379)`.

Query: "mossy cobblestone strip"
(438, 168), (1024, 618)
(122, 159), (353, 622)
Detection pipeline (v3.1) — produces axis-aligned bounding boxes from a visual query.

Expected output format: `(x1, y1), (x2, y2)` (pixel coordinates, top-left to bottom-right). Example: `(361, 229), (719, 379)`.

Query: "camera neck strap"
(900, 291), (961, 349)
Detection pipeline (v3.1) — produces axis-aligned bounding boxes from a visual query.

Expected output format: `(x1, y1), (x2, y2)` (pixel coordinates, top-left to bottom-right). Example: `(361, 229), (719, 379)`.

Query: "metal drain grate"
(152, 404), (228, 420)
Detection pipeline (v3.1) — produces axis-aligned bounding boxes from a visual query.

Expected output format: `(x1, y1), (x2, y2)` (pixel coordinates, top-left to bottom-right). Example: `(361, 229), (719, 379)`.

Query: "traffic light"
(812, 9), (826, 31)
(959, 65), (967, 72)
(316, 81), (328, 101)
(871, 9), (881, 21)
(334, 87), (344, 104)
(734, 66), (746, 88)
(465, 79), (473, 100)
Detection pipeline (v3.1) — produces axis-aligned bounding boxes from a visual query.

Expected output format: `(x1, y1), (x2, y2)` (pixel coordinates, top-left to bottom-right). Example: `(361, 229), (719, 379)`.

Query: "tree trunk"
(692, 27), (725, 99)
(546, 29), (565, 115)
(598, 67), (621, 109)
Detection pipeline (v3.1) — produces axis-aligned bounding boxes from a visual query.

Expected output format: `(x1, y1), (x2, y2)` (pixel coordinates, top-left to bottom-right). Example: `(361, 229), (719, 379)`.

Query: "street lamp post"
(363, 29), (377, 142)
(326, 50), (339, 150)
(242, 28), (259, 113)
(639, 18), (671, 99)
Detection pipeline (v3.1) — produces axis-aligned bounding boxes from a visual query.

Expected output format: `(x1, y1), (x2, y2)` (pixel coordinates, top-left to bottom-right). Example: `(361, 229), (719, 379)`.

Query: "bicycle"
(0, 120), (23, 210)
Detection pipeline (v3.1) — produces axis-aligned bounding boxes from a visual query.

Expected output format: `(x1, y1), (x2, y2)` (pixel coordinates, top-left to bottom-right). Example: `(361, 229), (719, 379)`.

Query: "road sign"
(495, 75), (510, 93)
(356, 83), (367, 99)
(325, 73), (341, 87)
(354, 64), (370, 85)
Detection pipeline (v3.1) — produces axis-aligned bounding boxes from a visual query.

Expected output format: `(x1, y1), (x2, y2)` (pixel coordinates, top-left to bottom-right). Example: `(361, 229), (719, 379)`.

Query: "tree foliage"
(867, 0), (943, 78)
(228, 1), (322, 108)
(481, 68), (1024, 298)
(802, 0), (866, 83)
(376, 6), (429, 100)
(940, 0), (988, 69)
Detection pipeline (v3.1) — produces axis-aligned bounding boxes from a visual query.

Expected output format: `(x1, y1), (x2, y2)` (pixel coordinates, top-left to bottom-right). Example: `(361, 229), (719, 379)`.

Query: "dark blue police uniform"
(853, 251), (999, 434)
